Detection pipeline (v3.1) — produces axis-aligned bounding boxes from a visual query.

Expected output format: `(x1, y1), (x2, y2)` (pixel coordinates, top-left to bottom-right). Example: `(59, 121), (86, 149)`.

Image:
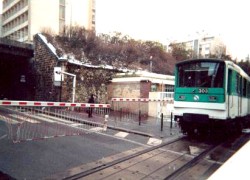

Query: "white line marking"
(0, 116), (19, 124)
(115, 132), (129, 138)
(71, 123), (83, 127)
(0, 134), (7, 140)
(147, 138), (162, 146)
(9, 114), (40, 123)
(89, 127), (104, 132)
(38, 114), (75, 124)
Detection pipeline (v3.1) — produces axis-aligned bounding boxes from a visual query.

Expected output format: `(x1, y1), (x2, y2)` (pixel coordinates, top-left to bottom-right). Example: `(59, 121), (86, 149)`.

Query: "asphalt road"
(0, 121), (142, 180)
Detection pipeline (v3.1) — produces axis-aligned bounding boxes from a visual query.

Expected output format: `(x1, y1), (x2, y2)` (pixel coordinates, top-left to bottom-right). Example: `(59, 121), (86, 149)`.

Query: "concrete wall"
(107, 82), (141, 99)
(108, 81), (152, 115)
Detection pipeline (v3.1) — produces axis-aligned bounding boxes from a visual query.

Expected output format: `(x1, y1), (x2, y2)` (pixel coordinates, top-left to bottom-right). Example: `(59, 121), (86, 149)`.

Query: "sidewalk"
(83, 111), (182, 139)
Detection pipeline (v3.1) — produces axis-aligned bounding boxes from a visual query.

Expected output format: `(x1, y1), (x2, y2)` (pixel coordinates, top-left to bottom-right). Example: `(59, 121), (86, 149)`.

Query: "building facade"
(108, 71), (175, 117)
(108, 71), (174, 100)
(169, 35), (226, 59)
(1, 0), (95, 42)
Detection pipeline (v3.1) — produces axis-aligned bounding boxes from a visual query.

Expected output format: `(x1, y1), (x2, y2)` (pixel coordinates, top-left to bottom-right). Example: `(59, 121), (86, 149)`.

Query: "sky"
(96, 0), (250, 60)
(0, 0), (249, 60)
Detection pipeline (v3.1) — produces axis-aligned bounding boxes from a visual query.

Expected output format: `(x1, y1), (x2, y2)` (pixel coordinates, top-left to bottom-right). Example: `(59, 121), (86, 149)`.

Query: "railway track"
(54, 134), (249, 180)
(51, 136), (222, 180)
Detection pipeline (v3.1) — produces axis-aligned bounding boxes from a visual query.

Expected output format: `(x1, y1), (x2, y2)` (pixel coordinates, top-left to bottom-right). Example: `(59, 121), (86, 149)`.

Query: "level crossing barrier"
(0, 100), (110, 143)
(110, 98), (174, 126)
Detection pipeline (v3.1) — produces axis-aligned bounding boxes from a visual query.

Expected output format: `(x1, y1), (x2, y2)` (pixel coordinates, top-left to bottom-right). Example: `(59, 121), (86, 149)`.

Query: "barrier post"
(161, 113), (163, 131)
(103, 115), (109, 131)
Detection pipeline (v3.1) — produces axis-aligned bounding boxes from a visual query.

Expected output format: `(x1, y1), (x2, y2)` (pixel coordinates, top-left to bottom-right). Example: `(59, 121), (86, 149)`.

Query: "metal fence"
(110, 98), (174, 125)
(0, 101), (110, 143)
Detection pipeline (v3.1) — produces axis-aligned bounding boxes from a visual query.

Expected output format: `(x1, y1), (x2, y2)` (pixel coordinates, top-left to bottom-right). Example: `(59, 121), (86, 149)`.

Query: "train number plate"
(198, 88), (208, 93)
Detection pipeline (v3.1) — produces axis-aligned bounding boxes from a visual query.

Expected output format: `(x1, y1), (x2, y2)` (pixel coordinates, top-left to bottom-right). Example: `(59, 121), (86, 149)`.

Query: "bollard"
(103, 114), (109, 131)
(170, 112), (173, 129)
(161, 113), (163, 131)
(139, 110), (141, 126)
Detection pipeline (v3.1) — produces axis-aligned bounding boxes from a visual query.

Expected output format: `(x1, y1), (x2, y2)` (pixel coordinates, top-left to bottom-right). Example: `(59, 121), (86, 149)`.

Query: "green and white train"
(174, 59), (250, 136)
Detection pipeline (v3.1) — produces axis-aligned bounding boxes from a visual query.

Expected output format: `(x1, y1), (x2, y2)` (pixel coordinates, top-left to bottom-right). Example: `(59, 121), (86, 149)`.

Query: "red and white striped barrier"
(0, 100), (111, 108)
(111, 98), (174, 103)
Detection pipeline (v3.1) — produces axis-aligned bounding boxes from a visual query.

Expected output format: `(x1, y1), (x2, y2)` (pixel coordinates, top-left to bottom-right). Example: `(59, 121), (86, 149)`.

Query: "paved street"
(0, 125), (140, 179)
(0, 109), (181, 179)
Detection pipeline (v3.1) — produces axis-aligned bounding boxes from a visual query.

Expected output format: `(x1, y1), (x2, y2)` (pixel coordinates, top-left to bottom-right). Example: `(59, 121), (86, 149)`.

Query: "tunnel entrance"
(0, 39), (34, 100)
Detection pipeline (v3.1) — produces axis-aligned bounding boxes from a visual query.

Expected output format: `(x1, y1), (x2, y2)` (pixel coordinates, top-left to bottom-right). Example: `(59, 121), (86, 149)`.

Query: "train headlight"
(209, 96), (217, 101)
(178, 95), (185, 100)
(193, 95), (199, 101)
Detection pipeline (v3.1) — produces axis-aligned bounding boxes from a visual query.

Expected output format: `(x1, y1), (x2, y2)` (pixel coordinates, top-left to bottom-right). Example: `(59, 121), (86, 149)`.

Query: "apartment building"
(1, 0), (95, 42)
(169, 35), (226, 58)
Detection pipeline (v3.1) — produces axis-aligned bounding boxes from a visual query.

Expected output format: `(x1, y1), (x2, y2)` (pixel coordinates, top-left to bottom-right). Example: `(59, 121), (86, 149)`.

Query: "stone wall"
(33, 34), (117, 103)
(64, 65), (115, 103)
(33, 34), (63, 101)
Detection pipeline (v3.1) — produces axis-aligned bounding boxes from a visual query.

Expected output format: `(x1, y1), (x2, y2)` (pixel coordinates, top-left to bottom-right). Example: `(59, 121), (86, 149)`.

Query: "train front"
(173, 59), (226, 136)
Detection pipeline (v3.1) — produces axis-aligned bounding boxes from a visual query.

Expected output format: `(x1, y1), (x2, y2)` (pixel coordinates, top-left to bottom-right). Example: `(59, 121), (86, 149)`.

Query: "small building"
(108, 71), (174, 117)
(108, 71), (174, 99)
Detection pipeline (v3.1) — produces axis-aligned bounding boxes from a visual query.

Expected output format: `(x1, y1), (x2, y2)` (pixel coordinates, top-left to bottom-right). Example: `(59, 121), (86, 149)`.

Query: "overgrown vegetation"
(42, 26), (250, 76)
(42, 26), (176, 75)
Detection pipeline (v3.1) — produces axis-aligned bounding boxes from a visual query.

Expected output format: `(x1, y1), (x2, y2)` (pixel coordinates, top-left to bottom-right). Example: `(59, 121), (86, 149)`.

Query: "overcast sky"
(96, 0), (250, 60)
(0, 0), (249, 59)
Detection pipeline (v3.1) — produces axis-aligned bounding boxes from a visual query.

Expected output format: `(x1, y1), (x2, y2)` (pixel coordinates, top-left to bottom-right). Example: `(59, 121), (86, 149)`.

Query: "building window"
(165, 85), (174, 92)
(151, 84), (157, 92)
(59, 5), (65, 19)
(60, 0), (65, 5)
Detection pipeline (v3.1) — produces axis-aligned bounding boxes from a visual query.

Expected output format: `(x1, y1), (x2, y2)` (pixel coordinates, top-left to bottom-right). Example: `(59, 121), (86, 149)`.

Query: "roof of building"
(112, 71), (174, 85)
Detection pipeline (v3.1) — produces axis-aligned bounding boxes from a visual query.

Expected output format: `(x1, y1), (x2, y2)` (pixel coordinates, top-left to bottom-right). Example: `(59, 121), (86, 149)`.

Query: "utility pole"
(149, 56), (153, 72)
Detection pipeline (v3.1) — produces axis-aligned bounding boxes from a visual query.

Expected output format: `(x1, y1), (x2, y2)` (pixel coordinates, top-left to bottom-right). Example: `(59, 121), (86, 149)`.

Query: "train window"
(177, 61), (224, 88)
(243, 78), (247, 97)
(236, 74), (242, 95)
(248, 83), (250, 98)
(228, 69), (232, 95)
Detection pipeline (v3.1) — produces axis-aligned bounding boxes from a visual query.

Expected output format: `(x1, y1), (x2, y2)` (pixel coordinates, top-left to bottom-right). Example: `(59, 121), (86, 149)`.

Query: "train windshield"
(177, 61), (224, 88)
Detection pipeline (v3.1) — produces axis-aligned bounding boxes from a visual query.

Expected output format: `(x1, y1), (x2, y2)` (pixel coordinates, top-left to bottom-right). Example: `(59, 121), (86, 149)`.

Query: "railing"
(110, 98), (174, 125)
(0, 100), (110, 143)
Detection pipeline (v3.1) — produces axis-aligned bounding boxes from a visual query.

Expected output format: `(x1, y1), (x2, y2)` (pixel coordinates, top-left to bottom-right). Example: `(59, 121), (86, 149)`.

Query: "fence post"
(161, 113), (163, 131)
(139, 110), (141, 126)
(119, 108), (122, 121)
(170, 112), (173, 129)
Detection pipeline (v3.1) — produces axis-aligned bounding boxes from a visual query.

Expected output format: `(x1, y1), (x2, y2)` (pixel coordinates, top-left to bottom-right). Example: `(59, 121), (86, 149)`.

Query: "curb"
(107, 125), (154, 138)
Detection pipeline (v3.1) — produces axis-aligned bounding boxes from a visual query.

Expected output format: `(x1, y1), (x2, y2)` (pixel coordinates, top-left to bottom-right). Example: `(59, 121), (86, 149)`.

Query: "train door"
(227, 69), (238, 118)
(237, 74), (242, 117)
